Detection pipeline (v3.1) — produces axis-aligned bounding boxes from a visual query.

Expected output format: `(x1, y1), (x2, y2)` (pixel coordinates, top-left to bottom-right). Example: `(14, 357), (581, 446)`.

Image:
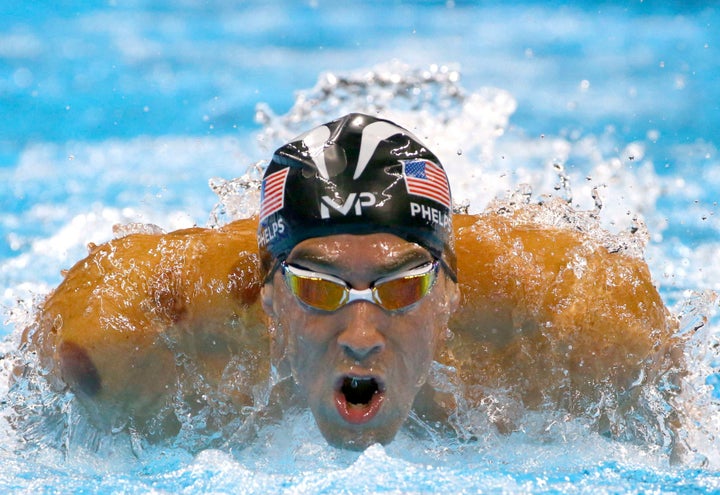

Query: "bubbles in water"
(207, 161), (264, 227)
(673, 291), (720, 438)
(112, 222), (165, 238)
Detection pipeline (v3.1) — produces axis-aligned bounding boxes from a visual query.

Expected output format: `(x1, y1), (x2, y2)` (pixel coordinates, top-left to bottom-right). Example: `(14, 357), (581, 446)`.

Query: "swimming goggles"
(281, 260), (439, 312)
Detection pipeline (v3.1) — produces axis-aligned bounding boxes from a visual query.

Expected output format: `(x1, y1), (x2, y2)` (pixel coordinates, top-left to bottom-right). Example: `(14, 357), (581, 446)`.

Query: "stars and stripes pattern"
(259, 167), (289, 220)
(402, 159), (451, 208)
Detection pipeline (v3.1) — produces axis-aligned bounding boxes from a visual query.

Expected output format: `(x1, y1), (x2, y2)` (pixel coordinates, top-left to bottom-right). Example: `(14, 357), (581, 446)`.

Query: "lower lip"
(334, 388), (385, 425)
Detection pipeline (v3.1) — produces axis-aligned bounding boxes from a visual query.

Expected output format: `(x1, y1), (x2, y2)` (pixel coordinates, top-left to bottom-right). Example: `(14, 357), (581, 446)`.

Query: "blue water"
(1, 1), (720, 493)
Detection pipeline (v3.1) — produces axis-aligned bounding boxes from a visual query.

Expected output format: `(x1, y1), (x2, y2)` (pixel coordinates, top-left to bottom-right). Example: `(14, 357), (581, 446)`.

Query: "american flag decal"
(403, 159), (451, 208)
(259, 167), (289, 220)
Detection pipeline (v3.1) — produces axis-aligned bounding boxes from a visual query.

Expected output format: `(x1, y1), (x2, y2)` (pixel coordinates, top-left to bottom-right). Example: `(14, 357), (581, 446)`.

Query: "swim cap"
(257, 113), (456, 281)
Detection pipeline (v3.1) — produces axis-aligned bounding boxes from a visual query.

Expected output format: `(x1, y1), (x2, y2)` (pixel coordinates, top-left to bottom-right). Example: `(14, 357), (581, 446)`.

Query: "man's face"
(261, 233), (459, 450)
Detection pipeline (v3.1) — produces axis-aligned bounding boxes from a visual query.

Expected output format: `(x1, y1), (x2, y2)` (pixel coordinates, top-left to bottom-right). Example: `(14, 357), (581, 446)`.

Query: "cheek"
(397, 296), (451, 378)
(391, 317), (436, 374)
(274, 296), (331, 387)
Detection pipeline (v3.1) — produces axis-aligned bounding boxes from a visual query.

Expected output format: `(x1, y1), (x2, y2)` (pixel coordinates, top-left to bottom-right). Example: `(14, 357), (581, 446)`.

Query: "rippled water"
(1, 1), (719, 493)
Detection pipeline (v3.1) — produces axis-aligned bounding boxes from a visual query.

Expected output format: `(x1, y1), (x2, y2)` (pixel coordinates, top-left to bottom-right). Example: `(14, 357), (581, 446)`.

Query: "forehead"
(286, 233), (432, 272)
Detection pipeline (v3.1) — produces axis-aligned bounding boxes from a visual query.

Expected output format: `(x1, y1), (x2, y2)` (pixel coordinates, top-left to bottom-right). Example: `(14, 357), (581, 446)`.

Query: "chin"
(312, 403), (407, 451)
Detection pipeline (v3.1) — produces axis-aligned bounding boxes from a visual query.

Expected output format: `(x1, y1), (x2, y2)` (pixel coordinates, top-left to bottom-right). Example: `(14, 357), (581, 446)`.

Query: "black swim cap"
(257, 113), (456, 281)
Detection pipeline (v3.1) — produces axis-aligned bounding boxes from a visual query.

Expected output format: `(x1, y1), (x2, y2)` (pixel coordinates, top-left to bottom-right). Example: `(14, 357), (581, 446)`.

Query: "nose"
(337, 302), (385, 362)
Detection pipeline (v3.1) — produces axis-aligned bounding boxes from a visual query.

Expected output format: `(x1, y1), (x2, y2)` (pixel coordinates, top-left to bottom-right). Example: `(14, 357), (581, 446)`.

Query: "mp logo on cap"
(320, 192), (377, 218)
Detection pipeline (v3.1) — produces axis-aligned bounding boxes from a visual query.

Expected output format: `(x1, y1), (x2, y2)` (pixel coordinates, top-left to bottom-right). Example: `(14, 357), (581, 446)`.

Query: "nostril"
(340, 341), (383, 361)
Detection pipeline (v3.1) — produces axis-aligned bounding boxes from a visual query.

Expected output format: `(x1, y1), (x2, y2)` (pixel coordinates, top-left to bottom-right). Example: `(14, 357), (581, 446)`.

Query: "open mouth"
(334, 375), (385, 424)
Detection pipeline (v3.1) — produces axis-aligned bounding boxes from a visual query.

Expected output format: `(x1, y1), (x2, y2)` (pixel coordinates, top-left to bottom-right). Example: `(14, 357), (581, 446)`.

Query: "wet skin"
(18, 212), (680, 451)
(261, 233), (459, 450)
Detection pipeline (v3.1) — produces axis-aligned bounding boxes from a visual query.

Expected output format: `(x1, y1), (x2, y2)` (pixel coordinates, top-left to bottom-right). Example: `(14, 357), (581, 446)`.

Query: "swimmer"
(17, 113), (682, 451)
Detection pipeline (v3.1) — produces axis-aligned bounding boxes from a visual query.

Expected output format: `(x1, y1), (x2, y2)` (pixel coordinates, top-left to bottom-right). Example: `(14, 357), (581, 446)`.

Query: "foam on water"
(2, 63), (720, 492)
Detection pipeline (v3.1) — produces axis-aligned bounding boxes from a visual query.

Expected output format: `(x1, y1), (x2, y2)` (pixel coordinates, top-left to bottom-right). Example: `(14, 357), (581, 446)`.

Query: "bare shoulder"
(444, 211), (680, 413)
(21, 218), (269, 436)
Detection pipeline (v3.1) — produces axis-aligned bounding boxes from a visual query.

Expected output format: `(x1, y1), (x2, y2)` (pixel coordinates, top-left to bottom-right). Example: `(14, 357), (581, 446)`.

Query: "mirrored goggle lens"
(284, 271), (348, 311)
(373, 268), (436, 311)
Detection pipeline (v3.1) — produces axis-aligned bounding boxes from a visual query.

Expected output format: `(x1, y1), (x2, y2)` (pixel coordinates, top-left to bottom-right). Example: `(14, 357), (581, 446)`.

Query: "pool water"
(1, 1), (719, 493)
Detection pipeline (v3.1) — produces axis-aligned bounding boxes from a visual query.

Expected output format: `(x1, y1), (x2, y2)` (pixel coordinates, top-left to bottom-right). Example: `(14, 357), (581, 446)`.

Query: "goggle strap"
(283, 263), (348, 285)
(374, 261), (437, 285)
